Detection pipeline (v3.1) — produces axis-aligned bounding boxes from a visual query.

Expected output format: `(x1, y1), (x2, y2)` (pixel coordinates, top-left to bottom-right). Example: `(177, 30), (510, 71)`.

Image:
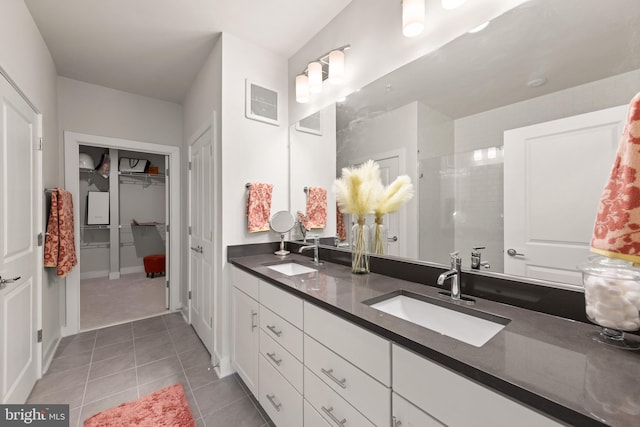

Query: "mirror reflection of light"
(469, 21), (490, 33)
(442, 0), (467, 10)
(474, 149), (483, 161)
(488, 147), (497, 159)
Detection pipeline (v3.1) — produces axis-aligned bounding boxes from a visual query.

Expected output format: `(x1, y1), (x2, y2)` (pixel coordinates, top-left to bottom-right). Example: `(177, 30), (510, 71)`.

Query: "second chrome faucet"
(299, 235), (323, 265)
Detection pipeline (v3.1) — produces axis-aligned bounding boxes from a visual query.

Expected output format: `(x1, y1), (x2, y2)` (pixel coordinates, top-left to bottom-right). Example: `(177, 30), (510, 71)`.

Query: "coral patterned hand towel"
(246, 183), (273, 233)
(305, 187), (327, 229)
(336, 203), (347, 241)
(44, 189), (78, 277)
(591, 92), (640, 263)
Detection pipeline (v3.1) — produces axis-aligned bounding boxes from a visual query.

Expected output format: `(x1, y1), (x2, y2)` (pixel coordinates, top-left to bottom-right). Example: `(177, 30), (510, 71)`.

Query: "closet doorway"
(64, 132), (181, 335)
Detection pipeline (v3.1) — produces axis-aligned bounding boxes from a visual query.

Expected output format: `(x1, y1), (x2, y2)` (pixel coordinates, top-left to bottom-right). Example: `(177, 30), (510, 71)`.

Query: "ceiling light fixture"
(295, 45), (350, 103)
(402, 0), (425, 38)
(441, 0), (467, 10)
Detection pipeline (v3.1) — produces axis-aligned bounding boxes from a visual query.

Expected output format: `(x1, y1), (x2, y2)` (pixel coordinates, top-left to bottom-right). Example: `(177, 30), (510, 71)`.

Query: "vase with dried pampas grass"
(334, 160), (380, 274)
(372, 175), (414, 255)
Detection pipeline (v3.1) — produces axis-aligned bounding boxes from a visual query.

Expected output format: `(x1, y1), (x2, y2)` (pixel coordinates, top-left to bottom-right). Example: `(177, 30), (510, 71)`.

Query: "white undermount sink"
(368, 292), (509, 347)
(267, 262), (317, 276)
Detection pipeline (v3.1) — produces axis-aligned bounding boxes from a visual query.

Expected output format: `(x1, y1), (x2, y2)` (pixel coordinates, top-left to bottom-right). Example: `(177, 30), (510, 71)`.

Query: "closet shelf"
(81, 224), (110, 230)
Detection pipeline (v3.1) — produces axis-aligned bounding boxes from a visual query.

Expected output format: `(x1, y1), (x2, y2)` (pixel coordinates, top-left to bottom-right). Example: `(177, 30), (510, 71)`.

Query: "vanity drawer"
(260, 329), (303, 393)
(393, 392), (444, 427)
(304, 367), (375, 427)
(232, 267), (259, 300)
(392, 345), (562, 427)
(304, 302), (391, 386)
(304, 399), (330, 427)
(304, 335), (390, 426)
(260, 280), (303, 328)
(260, 305), (303, 361)
(259, 355), (303, 427)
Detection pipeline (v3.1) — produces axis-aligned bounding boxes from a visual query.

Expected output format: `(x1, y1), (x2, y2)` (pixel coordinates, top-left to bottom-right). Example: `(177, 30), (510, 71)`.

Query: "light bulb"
(328, 50), (345, 83)
(308, 61), (323, 94)
(403, 0), (425, 38)
(296, 74), (309, 103)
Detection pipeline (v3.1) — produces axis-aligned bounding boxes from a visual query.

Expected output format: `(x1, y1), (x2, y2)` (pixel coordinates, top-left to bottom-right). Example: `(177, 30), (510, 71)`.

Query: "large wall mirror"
(290, 0), (640, 288)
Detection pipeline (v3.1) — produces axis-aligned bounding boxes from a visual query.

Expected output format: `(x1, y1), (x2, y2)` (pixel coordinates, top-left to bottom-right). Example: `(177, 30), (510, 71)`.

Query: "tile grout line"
(76, 331), (98, 427)
(165, 316), (205, 424)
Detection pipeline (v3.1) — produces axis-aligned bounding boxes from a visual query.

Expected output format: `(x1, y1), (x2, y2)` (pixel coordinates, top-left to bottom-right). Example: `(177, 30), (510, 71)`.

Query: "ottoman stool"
(143, 254), (165, 278)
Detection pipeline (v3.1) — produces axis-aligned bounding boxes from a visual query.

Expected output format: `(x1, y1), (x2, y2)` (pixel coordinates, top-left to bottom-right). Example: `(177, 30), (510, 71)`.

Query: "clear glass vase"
(351, 219), (370, 274)
(579, 255), (640, 350)
(371, 218), (387, 255)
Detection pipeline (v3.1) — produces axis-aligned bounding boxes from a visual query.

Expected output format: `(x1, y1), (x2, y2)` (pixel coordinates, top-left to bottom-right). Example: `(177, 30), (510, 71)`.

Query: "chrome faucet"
(437, 251), (462, 300)
(471, 246), (491, 270)
(299, 235), (322, 265)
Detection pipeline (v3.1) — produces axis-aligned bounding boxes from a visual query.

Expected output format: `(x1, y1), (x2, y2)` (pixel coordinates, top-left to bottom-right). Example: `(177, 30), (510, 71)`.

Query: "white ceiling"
(24, 0), (352, 103)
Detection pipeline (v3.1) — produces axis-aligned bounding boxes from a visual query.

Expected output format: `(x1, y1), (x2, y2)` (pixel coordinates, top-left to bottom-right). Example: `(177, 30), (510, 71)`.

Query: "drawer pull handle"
(266, 352), (282, 366)
(251, 310), (258, 331)
(266, 394), (282, 412)
(267, 324), (283, 337)
(321, 368), (347, 389)
(321, 406), (346, 426)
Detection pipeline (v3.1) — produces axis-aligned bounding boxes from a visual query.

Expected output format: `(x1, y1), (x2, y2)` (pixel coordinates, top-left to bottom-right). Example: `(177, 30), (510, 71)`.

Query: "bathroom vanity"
(229, 245), (640, 426)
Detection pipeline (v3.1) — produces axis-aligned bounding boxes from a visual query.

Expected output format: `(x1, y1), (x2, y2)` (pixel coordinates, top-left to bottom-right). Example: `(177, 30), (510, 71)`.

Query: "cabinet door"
(393, 392), (444, 427)
(232, 287), (259, 395)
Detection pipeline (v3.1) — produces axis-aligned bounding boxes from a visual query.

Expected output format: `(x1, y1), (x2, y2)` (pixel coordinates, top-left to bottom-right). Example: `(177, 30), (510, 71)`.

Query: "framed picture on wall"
(295, 110), (322, 135)
(245, 79), (279, 126)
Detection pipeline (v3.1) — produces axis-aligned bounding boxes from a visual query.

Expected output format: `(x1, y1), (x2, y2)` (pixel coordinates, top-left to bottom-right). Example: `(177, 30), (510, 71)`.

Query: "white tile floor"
(27, 313), (272, 427)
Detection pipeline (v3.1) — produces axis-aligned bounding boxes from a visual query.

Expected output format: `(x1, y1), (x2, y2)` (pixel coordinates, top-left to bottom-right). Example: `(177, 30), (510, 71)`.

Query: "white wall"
(183, 32), (289, 374)
(290, 104), (337, 240)
(0, 0), (61, 369)
(58, 77), (183, 146)
(289, 0), (528, 124)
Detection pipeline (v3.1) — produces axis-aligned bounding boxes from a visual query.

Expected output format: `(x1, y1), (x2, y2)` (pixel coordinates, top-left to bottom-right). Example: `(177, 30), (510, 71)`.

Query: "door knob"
(507, 249), (524, 257)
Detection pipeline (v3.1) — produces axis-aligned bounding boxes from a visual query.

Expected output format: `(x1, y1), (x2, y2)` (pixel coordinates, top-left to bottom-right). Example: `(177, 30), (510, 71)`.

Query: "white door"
(375, 156), (401, 256)
(0, 74), (42, 403)
(188, 127), (214, 353)
(164, 155), (170, 309)
(504, 105), (627, 285)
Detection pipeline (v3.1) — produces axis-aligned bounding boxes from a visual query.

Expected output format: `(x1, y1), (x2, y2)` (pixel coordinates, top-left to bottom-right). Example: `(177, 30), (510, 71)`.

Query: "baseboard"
(120, 266), (144, 275)
(42, 334), (61, 375)
(80, 270), (109, 280)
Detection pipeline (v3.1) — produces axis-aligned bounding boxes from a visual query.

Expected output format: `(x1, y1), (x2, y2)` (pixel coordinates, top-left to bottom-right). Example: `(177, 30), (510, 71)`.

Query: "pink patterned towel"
(246, 183), (273, 233)
(591, 92), (640, 263)
(336, 203), (347, 241)
(44, 188), (78, 277)
(305, 187), (327, 229)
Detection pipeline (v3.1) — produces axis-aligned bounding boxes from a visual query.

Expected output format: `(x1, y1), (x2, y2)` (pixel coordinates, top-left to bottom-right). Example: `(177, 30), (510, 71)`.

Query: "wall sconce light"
(328, 50), (345, 83)
(296, 74), (310, 103)
(403, 0), (425, 38)
(308, 61), (323, 94)
(295, 45), (350, 103)
(441, 0), (467, 10)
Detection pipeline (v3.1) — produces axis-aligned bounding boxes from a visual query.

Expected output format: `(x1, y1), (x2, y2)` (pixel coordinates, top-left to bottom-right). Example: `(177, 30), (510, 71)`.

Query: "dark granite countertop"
(230, 252), (640, 427)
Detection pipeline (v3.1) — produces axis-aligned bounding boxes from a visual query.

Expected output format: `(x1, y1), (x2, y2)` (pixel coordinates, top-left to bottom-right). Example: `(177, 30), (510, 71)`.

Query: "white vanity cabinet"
(392, 345), (563, 427)
(303, 301), (392, 427)
(258, 281), (304, 427)
(392, 393), (445, 427)
(231, 268), (260, 395)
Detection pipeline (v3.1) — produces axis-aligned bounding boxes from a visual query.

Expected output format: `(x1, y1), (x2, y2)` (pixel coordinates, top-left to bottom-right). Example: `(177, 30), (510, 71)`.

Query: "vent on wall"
(295, 110), (322, 136)
(245, 79), (279, 126)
